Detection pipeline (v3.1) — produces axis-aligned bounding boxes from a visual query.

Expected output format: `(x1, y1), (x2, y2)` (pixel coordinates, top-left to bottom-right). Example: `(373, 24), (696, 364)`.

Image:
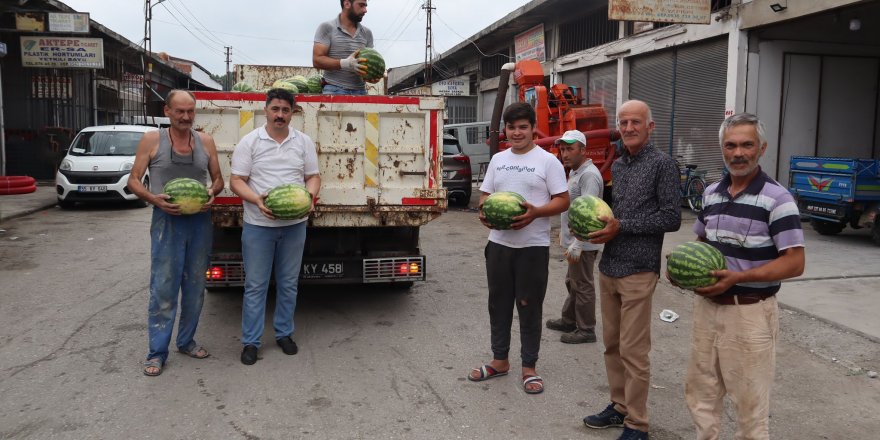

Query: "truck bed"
(193, 92), (447, 228)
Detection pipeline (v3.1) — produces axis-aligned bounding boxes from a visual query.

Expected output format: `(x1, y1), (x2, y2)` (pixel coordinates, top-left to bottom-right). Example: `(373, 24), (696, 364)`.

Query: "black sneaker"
(617, 427), (649, 440)
(276, 336), (298, 355)
(583, 403), (625, 429)
(561, 328), (598, 344)
(545, 318), (577, 332)
(241, 345), (258, 365)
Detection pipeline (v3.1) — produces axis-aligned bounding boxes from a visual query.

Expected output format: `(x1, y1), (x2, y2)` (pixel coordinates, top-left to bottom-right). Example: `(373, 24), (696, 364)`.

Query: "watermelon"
(271, 80), (299, 94)
(232, 82), (254, 92)
(284, 75), (310, 94)
(568, 194), (613, 239)
(307, 74), (322, 93)
(358, 48), (386, 82)
(666, 241), (727, 290)
(163, 177), (210, 215)
(265, 183), (312, 220)
(482, 191), (527, 230)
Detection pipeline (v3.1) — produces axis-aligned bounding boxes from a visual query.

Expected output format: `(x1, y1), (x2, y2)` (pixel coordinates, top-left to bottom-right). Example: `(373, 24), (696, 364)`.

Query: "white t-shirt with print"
(479, 146), (568, 248)
(231, 125), (320, 227)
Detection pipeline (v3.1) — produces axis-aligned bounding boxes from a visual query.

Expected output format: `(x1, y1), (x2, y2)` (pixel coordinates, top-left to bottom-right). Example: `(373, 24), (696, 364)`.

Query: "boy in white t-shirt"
(466, 102), (569, 395)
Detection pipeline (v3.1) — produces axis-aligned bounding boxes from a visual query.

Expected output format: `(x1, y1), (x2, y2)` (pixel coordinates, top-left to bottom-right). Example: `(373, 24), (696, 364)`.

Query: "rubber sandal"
(143, 358), (164, 377)
(467, 364), (509, 382)
(178, 345), (210, 359)
(522, 375), (544, 394)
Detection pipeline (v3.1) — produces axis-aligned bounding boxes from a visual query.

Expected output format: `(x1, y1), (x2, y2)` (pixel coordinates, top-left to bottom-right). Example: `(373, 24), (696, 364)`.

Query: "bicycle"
(676, 157), (707, 213)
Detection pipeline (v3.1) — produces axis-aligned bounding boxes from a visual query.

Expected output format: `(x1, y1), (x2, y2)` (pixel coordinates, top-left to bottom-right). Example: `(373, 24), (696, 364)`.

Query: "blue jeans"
(322, 83), (367, 95)
(241, 221), (307, 347)
(147, 208), (212, 363)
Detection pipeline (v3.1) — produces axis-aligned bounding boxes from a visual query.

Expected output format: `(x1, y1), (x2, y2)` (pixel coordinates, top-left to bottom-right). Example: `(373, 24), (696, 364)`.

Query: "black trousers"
(485, 241), (550, 368)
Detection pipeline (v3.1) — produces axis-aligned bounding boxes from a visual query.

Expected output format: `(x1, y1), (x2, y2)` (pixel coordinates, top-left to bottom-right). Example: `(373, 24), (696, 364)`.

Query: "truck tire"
(811, 218), (845, 235)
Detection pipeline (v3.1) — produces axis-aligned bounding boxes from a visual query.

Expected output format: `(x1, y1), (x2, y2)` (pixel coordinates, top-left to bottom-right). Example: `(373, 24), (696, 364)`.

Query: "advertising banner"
(20, 36), (104, 69)
(514, 24), (545, 63)
(609, 0), (711, 24)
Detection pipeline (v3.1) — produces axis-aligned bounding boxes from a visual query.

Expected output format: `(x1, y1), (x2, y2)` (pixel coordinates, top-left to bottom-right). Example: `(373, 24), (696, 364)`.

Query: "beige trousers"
(685, 296), (779, 440)
(599, 271), (658, 432)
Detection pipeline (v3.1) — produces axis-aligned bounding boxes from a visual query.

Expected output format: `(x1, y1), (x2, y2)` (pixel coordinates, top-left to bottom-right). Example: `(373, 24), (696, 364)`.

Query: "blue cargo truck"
(789, 156), (880, 245)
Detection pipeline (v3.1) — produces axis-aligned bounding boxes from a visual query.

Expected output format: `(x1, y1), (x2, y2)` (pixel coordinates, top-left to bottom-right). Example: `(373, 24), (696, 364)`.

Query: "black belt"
(709, 293), (775, 306)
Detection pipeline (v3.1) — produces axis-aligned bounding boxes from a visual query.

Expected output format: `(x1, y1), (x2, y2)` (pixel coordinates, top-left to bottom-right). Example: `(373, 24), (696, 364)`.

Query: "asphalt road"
(0, 201), (878, 439)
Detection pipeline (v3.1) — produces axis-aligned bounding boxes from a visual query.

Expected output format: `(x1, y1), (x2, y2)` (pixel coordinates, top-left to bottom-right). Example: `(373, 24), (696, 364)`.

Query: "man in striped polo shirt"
(313, 0), (375, 95)
(684, 113), (805, 439)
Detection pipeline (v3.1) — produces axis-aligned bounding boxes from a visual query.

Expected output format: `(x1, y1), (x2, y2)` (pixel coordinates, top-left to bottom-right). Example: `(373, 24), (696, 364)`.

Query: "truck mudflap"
(205, 255), (425, 287)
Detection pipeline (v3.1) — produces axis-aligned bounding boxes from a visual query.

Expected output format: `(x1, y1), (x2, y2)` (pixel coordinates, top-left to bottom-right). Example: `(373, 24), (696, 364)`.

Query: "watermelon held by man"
(666, 241), (727, 290)
(357, 47), (386, 82)
(265, 183), (312, 220)
(482, 191), (527, 230)
(163, 177), (210, 215)
(568, 194), (613, 239)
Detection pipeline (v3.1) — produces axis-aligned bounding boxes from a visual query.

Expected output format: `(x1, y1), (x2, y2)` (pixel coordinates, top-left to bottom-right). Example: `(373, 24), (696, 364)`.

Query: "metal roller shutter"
(446, 96), (478, 125)
(480, 90), (497, 122)
(560, 68), (587, 93)
(587, 62), (617, 127)
(629, 50), (674, 153)
(672, 38), (728, 181)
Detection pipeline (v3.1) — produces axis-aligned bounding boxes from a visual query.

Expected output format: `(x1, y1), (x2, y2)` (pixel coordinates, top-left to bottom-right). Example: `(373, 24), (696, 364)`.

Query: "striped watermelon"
(265, 183), (312, 220)
(232, 82), (254, 92)
(163, 177), (209, 215)
(307, 75), (322, 93)
(271, 79), (299, 94)
(284, 75), (310, 94)
(358, 48), (385, 82)
(482, 191), (527, 230)
(568, 194), (613, 239)
(666, 241), (727, 290)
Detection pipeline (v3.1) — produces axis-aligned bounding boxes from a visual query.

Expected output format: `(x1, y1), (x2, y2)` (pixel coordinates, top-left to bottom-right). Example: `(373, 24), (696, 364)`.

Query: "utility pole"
(422, 0), (435, 85)
(143, 0), (166, 119)
(225, 46), (232, 91)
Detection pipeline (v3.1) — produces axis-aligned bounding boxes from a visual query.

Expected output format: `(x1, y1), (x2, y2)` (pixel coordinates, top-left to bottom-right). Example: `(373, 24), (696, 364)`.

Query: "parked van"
(55, 125), (158, 208)
(444, 121), (493, 178)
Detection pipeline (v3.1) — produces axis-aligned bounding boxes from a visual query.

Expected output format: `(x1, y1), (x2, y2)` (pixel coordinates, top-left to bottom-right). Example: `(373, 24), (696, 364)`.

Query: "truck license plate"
(78, 185), (107, 192)
(803, 203), (839, 217)
(301, 263), (344, 279)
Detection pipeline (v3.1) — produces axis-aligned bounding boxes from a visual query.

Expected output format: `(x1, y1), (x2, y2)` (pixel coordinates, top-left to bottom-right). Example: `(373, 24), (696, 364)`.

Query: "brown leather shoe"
(561, 328), (597, 344)
(546, 318), (577, 332)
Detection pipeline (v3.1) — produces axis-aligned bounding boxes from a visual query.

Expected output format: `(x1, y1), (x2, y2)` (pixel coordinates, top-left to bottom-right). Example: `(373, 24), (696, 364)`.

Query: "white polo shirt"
(231, 125), (320, 227)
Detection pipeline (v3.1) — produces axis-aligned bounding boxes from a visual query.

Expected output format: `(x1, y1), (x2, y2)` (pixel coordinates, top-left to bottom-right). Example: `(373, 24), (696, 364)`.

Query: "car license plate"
(802, 202), (840, 217)
(443, 171), (454, 179)
(78, 185), (107, 192)
(301, 262), (344, 279)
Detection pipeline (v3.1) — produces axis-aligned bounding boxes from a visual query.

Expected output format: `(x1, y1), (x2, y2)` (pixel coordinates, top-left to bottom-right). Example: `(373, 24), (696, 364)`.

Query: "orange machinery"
(497, 59), (619, 183)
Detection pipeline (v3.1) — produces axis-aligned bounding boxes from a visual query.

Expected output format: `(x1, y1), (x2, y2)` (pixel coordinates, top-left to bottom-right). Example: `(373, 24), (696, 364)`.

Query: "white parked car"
(55, 125), (157, 208)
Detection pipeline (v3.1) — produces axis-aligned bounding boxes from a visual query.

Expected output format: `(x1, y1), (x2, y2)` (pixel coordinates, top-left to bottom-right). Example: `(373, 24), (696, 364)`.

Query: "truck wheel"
(872, 222), (880, 246)
(811, 219), (845, 235)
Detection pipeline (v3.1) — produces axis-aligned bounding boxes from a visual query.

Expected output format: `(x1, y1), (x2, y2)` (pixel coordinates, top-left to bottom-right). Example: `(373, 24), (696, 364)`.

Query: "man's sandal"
(467, 364), (509, 382)
(522, 375), (544, 394)
(178, 345), (210, 359)
(143, 358), (164, 377)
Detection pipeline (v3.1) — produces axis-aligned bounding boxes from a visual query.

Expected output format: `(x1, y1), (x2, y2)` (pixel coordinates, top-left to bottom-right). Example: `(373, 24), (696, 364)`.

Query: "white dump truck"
(192, 91), (446, 288)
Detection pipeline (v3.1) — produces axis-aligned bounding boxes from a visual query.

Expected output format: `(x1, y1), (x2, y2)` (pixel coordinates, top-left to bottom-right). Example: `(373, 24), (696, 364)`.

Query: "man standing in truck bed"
(313, 0), (374, 95)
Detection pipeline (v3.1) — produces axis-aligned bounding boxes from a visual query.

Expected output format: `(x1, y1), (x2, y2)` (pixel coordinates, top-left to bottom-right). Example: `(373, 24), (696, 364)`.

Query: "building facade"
(389, 0), (880, 184)
(0, 0), (219, 178)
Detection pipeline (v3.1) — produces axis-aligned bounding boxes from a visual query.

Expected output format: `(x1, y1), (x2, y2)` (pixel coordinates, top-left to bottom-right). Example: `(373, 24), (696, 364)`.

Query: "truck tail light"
(206, 266), (224, 280)
(398, 262), (420, 274)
